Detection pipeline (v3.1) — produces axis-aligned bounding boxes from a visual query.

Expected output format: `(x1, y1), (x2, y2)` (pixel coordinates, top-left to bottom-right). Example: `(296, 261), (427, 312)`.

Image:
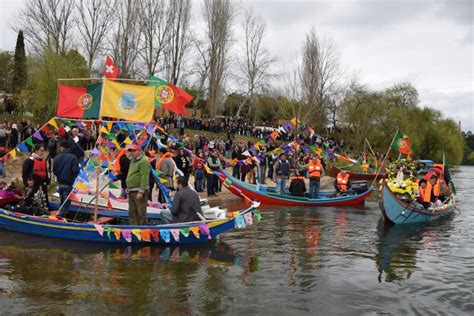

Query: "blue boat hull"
(379, 182), (456, 225)
(0, 204), (259, 245)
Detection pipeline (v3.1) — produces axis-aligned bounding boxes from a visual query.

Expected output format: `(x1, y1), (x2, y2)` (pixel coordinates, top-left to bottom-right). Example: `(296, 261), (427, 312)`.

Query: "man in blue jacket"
(53, 141), (79, 216)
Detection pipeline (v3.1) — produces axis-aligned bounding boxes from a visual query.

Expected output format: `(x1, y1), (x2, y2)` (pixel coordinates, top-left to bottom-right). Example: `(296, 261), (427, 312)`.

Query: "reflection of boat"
(219, 169), (372, 207)
(376, 219), (421, 282)
(0, 229), (237, 265)
(0, 201), (261, 245)
(330, 165), (386, 181)
(379, 181), (456, 225)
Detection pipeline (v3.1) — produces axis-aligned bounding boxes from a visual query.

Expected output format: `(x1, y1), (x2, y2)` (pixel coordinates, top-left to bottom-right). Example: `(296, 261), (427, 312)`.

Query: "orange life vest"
(33, 158), (47, 179)
(431, 181), (441, 197)
(336, 172), (350, 191)
(308, 161), (322, 178)
(113, 149), (127, 174)
(419, 184), (431, 203)
(157, 152), (173, 170)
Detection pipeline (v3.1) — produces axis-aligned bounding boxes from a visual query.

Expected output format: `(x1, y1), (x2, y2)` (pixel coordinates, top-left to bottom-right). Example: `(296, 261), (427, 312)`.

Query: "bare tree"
(301, 27), (340, 130)
(164, 0), (192, 85)
(16, 0), (75, 54)
(109, 0), (141, 77)
(235, 10), (274, 119)
(137, 0), (173, 77)
(203, 0), (235, 117)
(76, 0), (116, 73)
(189, 36), (210, 115)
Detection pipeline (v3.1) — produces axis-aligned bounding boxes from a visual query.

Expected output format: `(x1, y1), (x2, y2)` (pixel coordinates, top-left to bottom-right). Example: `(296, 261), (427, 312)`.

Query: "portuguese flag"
(147, 76), (193, 116)
(391, 131), (413, 155)
(57, 83), (102, 119)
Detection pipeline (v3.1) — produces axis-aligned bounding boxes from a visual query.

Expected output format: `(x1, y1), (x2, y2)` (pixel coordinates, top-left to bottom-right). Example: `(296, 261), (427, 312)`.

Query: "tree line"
(0, 0), (467, 164)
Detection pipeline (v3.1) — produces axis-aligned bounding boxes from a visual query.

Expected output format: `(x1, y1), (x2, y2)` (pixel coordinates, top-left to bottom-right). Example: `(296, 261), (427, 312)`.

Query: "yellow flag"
(106, 121), (114, 131)
(290, 117), (300, 126)
(123, 137), (132, 144)
(100, 80), (155, 121)
(9, 149), (17, 160)
(100, 126), (109, 134)
(48, 118), (58, 130)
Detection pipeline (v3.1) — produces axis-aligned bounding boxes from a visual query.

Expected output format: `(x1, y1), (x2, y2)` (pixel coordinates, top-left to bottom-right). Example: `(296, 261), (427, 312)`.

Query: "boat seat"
(88, 217), (115, 225)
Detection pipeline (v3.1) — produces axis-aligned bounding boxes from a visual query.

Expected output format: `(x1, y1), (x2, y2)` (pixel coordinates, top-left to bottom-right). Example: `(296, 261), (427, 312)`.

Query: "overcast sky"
(1, 0), (472, 131)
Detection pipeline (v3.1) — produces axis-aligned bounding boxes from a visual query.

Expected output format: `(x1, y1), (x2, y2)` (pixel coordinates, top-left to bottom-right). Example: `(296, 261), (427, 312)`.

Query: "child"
(21, 176), (49, 216)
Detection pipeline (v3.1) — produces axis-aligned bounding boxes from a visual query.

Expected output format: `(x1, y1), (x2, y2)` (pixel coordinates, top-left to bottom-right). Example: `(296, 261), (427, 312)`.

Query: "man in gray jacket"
(171, 177), (203, 223)
(157, 148), (176, 203)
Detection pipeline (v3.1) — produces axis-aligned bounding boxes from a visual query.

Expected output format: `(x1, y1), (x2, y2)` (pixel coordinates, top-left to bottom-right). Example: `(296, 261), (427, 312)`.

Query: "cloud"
(420, 89), (474, 132)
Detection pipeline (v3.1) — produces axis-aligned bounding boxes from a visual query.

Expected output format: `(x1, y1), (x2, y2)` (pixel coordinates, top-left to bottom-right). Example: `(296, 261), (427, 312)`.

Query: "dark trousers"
(207, 173), (217, 196)
(58, 184), (73, 215)
(232, 165), (240, 178)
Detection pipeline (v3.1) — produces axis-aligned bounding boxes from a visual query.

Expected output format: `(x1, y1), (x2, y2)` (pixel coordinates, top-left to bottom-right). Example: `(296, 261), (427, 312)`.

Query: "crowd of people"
(0, 115), (357, 225)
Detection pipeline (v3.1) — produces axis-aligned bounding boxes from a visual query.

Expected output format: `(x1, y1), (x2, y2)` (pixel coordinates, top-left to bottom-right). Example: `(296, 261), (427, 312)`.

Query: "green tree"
(0, 51), (13, 92)
(28, 49), (90, 120)
(12, 31), (27, 94)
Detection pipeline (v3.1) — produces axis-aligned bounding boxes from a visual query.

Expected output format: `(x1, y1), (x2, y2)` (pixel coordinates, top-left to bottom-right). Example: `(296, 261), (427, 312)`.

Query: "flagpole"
(58, 77), (166, 84)
(371, 130), (399, 188)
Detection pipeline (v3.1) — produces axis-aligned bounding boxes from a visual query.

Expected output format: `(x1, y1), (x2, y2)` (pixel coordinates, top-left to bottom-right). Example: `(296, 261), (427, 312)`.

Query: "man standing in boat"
(126, 144), (150, 225)
(273, 153), (291, 195)
(308, 155), (323, 199)
(53, 141), (79, 216)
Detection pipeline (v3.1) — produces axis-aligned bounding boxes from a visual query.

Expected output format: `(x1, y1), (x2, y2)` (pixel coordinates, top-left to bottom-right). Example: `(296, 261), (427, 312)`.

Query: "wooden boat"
(379, 181), (456, 225)
(0, 201), (261, 245)
(218, 169), (373, 207)
(330, 165), (386, 181)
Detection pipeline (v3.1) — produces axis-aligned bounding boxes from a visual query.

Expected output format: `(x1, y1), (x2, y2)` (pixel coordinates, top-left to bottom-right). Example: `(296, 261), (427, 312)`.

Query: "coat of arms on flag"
(78, 94), (93, 110)
(118, 90), (138, 114)
(156, 85), (174, 104)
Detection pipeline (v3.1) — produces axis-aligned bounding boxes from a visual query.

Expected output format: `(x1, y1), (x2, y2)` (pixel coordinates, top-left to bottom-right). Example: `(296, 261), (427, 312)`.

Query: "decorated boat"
(0, 201), (262, 245)
(218, 169), (373, 207)
(379, 180), (456, 225)
(330, 165), (386, 181)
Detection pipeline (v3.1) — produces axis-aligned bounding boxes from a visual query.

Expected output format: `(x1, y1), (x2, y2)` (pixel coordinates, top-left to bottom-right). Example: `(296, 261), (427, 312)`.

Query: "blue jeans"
(276, 178), (287, 195)
(195, 178), (203, 192)
(259, 166), (267, 184)
(309, 178), (320, 199)
(58, 184), (73, 215)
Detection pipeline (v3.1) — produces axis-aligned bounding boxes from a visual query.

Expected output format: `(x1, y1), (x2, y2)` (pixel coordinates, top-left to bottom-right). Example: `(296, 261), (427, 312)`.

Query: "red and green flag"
(392, 131), (412, 155)
(57, 83), (102, 119)
(147, 76), (193, 116)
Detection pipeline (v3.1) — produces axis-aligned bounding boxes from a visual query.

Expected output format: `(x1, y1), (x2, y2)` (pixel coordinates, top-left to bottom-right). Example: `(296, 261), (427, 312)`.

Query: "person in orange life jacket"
(273, 153), (291, 195)
(428, 175), (448, 204)
(335, 169), (350, 194)
(289, 170), (306, 197)
(308, 155), (323, 199)
(53, 141), (79, 216)
(22, 144), (50, 209)
(417, 178), (431, 209)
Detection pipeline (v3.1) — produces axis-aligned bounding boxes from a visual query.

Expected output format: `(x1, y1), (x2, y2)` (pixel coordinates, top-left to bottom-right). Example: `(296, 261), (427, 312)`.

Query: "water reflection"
(375, 215), (454, 283)
(0, 231), (259, 314)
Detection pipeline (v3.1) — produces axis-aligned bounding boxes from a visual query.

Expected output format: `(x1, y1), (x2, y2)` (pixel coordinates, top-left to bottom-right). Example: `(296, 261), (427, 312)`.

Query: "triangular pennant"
(199, 224), (211, 240)
(113, 228), (122, 240)
(189, 226), (200, 239)
(121, 229), (132, 242)
(8, 149), (16, 160)
(25, 137), (34, 148)
(160, 229), (171, 243)
(48, 118), (58, 129)
(109, 182), (119, 189)
(150, 229), (160, 242)
(141, 229), (151, 242)
(104, 227), (112, 239)
(244, 212), (254, 226)
(179, 227), (190, 237)
(93, 224), (104, 236)
(131, 229), (142, 241)
(170, 229), (180, 242)
(107, 199), (113, 209)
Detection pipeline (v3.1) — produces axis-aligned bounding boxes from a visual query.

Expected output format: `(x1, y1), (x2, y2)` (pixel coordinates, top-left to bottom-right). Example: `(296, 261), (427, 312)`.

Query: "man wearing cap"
(126, 144), (150, 225)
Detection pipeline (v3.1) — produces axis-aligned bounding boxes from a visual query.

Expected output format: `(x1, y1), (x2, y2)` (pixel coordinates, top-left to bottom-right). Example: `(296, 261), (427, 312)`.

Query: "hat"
(126, 144), (141, 151)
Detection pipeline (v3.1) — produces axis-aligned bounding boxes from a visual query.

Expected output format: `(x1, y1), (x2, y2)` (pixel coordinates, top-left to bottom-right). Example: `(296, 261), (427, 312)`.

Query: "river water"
(0, 167), (472, 315)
